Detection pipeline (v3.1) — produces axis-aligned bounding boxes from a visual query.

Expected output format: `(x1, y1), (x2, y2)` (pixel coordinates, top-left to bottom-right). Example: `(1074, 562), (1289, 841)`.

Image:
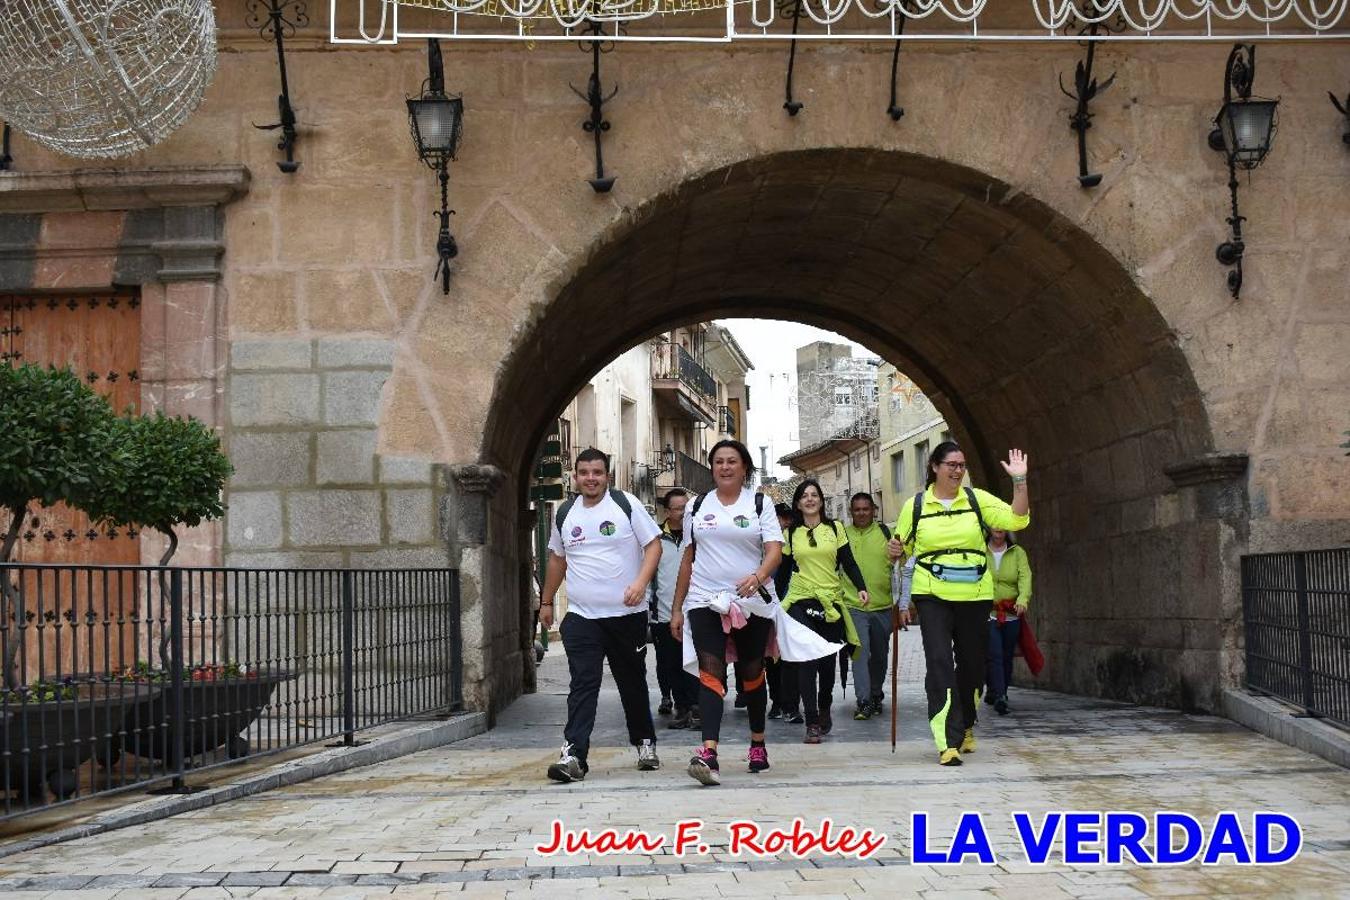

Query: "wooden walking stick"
(891, 602), (900, 752)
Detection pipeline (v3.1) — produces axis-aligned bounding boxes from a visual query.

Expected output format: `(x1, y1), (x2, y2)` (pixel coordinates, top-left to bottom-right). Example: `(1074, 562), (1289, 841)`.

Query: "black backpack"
(554, 488), (634, 534)
(904, 487), (990, 578)
(903, 486), (989, 545)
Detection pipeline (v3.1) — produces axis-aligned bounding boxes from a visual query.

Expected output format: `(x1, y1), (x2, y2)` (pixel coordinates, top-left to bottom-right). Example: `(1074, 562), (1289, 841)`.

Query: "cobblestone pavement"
(1, 630), (1348, 898)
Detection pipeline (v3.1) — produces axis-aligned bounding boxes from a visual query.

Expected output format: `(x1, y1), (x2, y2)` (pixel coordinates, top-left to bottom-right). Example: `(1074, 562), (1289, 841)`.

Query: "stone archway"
(476, 148), (1243, 718)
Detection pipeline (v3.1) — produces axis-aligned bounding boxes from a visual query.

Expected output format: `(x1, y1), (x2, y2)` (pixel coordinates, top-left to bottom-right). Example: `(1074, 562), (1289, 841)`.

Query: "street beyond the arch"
(1, 633), (1347, 899)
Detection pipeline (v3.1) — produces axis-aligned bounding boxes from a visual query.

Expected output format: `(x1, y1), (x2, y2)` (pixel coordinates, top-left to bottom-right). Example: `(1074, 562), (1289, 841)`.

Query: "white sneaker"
(547, 743), (586, 783)
(637, 739), (660, 771)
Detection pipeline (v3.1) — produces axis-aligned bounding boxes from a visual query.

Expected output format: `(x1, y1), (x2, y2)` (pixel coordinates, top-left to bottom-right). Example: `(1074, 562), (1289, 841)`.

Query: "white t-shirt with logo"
(548, 491), (662, 620)
(682, 488), (784, 605)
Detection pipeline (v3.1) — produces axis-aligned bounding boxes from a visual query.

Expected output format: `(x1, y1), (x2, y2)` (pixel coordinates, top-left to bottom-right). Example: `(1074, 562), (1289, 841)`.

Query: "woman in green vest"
(985, 528), (1032, 715)
(887, 442), (1030, 766)
(781, 479), (868, 744)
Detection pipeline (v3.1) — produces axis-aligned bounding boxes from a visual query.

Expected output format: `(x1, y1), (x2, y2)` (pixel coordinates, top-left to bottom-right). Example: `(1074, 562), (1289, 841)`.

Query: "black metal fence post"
(168, 568), (187, 790)
(150, 568), (201, 795)
(342, 570), (356, 746)
(1294, 552), (1317, 717)
(451, 570), (463, 712)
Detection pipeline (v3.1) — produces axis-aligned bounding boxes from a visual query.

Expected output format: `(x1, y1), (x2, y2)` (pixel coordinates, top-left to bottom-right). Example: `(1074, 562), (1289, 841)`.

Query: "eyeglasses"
(940, 461), (967, 471)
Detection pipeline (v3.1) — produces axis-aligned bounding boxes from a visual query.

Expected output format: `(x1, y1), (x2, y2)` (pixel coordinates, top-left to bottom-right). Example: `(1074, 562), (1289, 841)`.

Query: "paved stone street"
(0, 630), (1348, 898)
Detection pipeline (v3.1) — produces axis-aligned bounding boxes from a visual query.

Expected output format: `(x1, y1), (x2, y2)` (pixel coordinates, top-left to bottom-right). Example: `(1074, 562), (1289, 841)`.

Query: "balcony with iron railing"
(717, 404), (737, 437)
(651, 342), (718, 425)
(655, 449), (715, 497)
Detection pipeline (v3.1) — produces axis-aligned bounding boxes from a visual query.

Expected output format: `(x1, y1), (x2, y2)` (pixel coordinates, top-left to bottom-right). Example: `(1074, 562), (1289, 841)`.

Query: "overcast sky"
(719, 319), (871, 481)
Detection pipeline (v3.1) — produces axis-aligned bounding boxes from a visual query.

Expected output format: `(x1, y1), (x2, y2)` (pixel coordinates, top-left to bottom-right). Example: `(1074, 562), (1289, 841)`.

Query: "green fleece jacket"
(988, 543), (1032, 609)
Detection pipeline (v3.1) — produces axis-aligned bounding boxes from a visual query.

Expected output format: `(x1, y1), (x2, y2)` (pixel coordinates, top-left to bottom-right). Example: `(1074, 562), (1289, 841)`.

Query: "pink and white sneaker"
(688, 747), (720, 786)
(747, 745), (770, 773)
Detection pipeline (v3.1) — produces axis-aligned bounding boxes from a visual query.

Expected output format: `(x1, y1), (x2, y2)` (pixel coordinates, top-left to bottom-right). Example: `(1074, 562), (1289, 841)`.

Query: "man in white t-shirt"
(540, 448), (663, 783)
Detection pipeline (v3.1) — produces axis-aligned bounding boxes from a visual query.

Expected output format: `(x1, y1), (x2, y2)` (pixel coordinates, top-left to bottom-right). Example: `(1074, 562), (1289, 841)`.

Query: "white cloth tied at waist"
(681, 590), (844, 677)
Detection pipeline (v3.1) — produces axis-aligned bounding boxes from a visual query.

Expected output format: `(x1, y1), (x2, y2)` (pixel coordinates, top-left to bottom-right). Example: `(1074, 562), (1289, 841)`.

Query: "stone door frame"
(0, 166), (252, 567)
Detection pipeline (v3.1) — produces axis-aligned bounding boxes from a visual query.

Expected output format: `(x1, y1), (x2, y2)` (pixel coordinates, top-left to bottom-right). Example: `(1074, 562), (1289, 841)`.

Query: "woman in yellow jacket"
(780, 479), (868, 745)
(887, 442), (1029, 766)
(985, 528), (1031, 716)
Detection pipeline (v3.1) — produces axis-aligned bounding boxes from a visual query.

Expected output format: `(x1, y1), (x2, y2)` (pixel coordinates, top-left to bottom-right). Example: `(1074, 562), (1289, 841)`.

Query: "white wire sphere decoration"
(0, 0), (218, 159)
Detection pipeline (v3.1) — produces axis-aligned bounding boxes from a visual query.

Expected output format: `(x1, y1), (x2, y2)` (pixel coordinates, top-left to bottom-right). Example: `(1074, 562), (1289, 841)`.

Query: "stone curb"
(0, 712), (486, 860)
(1221, 689), (1350, 770)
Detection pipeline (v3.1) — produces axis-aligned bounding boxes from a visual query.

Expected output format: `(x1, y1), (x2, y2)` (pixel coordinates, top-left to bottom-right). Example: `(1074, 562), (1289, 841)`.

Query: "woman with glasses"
(887, 441), (1030, 766)
(780, 479), (869, 744)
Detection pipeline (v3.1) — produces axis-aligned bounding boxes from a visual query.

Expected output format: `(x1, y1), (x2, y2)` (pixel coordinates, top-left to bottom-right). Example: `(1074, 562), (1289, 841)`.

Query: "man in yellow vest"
(841, 492), (910, 720)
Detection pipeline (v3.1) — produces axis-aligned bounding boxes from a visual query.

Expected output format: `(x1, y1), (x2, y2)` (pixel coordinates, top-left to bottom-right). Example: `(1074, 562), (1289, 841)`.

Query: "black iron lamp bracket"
(571, 20), (620, 193)
(246, 0), (308, 174)
(1331, 91), (1350, 146)
(884, 0), (917, 121)
(434, 162), (458, 295)
(782, 0), (805, 115)
(1057, 1), (1122, 188)
(0, 122), (12, 172)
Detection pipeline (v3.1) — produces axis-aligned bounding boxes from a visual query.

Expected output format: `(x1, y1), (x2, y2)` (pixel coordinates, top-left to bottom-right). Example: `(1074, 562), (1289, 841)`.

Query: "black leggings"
(786, 598), (846, 727)
(795, 656), (835, 726)
(687, 607), (772, 743)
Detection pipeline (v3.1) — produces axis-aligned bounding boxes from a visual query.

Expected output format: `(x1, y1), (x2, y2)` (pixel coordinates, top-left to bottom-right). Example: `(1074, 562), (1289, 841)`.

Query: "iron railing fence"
(651, 342), (717, 402)
(1241, 549), (1350, 731)
(0, 564), (461, 820)
(675, 450), (715, 496)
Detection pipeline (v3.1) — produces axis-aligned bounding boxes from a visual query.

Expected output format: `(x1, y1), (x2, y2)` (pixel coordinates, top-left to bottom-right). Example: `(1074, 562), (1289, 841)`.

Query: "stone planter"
(1, 682), (161, 803)
(116, 670), (290, 764)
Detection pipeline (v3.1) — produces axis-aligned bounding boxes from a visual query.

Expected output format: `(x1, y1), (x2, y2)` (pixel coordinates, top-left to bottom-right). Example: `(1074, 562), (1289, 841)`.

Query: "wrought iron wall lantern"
(1331, 90), (1350, 145)
(246, 0), (308, 173)
(1058, 0), (1122, 188)
(571, 20), (619, 193)
(658, 443), (676, 473)
(407, 39), (465, 296)
(1, 122), (12, 171)
(1207, 43), (1278, 300)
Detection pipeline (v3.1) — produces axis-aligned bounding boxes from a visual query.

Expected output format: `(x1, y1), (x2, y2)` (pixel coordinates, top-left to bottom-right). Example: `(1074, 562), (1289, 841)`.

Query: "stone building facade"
(1, 8), (1348, 720)
(877, 362), (951, 521)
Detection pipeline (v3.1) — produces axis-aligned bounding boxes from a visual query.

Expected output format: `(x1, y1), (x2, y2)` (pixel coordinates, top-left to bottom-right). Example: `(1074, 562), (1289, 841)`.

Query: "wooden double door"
(1, 293), (142, 566)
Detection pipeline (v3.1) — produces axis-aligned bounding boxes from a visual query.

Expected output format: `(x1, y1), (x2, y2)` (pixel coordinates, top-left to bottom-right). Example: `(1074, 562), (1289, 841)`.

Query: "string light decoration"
(336, 0), (1349, 43)
(0, 0), (218, 159)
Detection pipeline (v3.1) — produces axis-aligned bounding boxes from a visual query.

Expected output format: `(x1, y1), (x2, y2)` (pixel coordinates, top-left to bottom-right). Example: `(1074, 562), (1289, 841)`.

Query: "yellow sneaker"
(960, 729), (976, 754)
(939, 748), (962, 766)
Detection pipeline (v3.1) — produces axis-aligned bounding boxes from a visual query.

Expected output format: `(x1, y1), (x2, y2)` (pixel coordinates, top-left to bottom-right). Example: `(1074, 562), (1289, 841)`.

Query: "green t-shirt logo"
(599, 521), (617, 536)
(733, 515), (750, 528)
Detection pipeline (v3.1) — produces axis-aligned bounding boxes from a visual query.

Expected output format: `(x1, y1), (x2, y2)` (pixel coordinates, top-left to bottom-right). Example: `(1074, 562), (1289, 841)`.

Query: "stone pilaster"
(445, 464), (506, 553)
(443, 464), (513, 719)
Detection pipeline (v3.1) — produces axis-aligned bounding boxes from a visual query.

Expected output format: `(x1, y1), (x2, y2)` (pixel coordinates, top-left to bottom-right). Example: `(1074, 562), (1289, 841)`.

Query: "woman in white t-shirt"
(671, 440), (843, 787)
(670, 440), (782, 786)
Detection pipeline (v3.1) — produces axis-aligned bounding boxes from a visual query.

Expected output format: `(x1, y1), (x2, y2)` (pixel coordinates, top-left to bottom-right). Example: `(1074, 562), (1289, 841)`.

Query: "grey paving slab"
(0, 631), (1347, 897)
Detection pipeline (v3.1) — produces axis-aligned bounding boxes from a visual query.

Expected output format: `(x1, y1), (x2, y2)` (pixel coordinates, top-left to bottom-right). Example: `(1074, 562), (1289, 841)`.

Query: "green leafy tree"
(89, 411), (234, 566)
(87, 412), (233, 670)
(0, 363), (120, 686)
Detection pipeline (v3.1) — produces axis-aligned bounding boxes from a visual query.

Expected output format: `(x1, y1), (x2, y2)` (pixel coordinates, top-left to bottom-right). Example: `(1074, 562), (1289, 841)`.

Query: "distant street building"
(795, 341), (880, 448)
(781, 360), (950, 524)
(877, 363), (950, 522)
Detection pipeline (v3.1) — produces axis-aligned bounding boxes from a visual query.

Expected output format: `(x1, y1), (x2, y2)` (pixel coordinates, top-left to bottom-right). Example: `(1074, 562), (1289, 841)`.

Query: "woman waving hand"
(888, 445), (1029, 766)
